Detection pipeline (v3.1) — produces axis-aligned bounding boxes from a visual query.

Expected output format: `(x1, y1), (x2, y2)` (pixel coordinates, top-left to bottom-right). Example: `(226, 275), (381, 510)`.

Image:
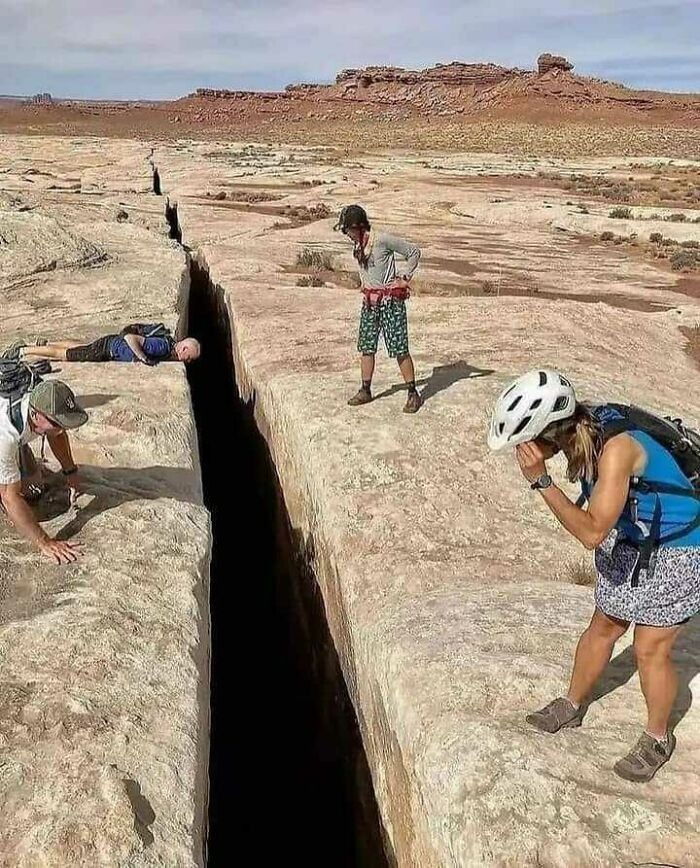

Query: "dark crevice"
(165, 198), (182, 244)
(183, 254), (391, 865)
(152, 165), (162, 196)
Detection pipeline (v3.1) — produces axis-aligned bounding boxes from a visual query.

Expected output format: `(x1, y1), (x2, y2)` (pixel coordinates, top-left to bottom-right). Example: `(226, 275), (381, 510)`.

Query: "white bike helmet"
(487, 369), (576, 451)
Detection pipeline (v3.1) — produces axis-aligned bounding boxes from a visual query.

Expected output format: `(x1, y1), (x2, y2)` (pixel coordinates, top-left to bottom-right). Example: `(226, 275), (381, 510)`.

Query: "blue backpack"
(583, 403), (700, 584)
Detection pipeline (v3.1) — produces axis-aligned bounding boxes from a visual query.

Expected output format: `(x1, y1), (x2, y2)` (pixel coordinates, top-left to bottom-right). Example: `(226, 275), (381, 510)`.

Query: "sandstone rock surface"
(2, 133), (700, 867)
(0, 137), (210, 867)
(154, 140), (700, 866)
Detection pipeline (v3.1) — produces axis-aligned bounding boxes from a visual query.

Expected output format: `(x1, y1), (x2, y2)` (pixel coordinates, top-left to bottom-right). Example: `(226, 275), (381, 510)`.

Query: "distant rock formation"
(178, 52), (700, 124)
(27, 92), (53, 105)
(537, 53), (574, 74)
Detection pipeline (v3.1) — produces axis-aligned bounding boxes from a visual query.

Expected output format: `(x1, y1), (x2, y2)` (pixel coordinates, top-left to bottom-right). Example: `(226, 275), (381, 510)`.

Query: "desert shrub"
(681, 240), (700, 249)
(649, 232), (664, 244)
(297, 274), (325, 287)
(296, 248), (335, 270)
(600, 231), (615, 242)
(578, 203), (590, 214)
(602, 184), (632, 202)
(566, 558), (597, 586)
(670, 249), (699, 271)
(609, 207), (633, 219)
(666, 212), (687, 222)
(661, 237), (679, 247)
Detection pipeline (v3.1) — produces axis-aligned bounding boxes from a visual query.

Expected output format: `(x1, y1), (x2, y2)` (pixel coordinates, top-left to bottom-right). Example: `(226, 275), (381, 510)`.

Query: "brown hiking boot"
(347, 387), (372, 407)
(614, 732), (675, 782)
(403, 390), (423, 414)
(526, 697), (583, 733)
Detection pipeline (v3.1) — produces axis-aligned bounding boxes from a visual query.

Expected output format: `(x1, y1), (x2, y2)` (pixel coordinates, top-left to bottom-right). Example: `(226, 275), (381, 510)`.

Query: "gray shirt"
(356, 231), (421, 287)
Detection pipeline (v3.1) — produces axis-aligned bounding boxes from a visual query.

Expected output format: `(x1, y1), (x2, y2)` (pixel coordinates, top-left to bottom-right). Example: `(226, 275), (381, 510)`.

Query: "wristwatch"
(530, 473), (553, 491)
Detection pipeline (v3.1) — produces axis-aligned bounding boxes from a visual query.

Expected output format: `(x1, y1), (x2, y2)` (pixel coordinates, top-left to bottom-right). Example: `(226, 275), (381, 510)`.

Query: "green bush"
(649, 232), (664, 244)
(670, 249), (699, 271)
(609, 207), (633, 219)
(666, 212), (688, 222)
(296, 248), (335, 271)
(600, 231), (615, 242)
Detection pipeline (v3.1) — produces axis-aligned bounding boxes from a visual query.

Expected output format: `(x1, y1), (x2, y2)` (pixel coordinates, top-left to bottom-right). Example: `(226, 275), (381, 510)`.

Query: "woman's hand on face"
(516, 441), (548, 483)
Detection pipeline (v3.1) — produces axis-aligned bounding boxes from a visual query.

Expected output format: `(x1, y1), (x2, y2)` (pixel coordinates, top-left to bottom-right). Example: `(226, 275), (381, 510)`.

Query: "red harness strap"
(361, 284), (410, 307)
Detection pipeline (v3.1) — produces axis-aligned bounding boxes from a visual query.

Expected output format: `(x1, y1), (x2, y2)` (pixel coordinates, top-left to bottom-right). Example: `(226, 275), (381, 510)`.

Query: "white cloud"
(0, 0), (697, 97)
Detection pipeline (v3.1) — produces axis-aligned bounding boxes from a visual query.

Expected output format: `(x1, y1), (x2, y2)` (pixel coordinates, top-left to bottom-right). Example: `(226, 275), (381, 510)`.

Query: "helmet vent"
(538, 371), (548, 387)
(530, 398), (542, 410)
(553, 395), (570, 412)
(507, 396), (522, 411)
(511, 416), (532, 438)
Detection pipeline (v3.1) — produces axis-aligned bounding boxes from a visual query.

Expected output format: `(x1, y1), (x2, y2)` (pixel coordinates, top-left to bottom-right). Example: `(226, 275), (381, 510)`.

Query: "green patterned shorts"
(357, 299), (409, 358)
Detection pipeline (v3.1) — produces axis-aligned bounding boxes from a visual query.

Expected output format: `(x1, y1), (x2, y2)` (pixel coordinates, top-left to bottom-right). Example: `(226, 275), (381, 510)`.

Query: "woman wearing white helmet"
(488, 369), (700, 782)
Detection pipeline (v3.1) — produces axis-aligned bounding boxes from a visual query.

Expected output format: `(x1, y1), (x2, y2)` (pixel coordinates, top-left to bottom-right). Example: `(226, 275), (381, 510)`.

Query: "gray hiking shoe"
(347, 388), (372, 407)
(1, 337), (47, 360)
(614, 731), (675, 783)
(403, 390), (423, 414)
(526, 697), (583, 733)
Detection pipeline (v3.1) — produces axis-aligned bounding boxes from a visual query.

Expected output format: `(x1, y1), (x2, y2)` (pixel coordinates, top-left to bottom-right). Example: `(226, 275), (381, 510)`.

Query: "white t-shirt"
(0, 394), (40, 486)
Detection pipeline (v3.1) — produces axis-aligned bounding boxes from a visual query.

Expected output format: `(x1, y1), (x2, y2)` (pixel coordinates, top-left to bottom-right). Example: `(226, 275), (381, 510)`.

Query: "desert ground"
(1, 123), (700, 866)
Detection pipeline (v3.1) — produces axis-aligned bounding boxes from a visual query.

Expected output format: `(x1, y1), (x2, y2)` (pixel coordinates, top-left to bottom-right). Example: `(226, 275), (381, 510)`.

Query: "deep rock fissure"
(173, 207), (390, 865)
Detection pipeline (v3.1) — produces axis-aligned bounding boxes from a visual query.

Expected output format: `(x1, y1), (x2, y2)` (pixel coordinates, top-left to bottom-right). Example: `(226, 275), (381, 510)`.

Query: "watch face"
(533, 474), (552, 489)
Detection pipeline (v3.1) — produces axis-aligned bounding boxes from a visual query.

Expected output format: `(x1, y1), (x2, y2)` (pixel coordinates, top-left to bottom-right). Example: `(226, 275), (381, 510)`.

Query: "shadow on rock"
(33, 464), (200, 539)
(372, 360), (495, 404)
(77, 392), (119, 409)
(588, 615), (700, 734)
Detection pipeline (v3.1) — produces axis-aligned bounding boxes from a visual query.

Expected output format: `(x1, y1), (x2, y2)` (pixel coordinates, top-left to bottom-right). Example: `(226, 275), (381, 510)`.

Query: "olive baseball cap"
(29, 380), (88, 429)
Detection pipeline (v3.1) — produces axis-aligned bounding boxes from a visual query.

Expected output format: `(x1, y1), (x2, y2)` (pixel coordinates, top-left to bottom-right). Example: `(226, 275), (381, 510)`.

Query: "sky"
(0, 0), (698, 100)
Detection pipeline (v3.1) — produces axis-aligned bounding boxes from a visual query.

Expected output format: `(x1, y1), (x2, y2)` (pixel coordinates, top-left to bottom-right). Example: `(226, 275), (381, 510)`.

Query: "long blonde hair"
(542, 403), (603, 483)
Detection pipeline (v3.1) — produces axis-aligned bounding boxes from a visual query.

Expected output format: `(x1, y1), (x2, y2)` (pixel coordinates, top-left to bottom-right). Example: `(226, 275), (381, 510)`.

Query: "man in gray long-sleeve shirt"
(334, 205), (423, 413)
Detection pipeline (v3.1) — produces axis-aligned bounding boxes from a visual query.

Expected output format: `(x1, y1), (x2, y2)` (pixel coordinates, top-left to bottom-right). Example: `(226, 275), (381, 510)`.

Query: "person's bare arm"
(46, 430), (77, 473)
(516, 437), (637, 550)
(46, 431), (81, 502)
(124, 333), (149, 363)
(0, 481), (81, 563)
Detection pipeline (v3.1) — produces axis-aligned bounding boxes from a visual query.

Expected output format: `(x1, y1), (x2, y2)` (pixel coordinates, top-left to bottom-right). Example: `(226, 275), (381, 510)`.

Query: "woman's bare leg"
(634, 623), (683, 738)
(567, 608), (630, 706)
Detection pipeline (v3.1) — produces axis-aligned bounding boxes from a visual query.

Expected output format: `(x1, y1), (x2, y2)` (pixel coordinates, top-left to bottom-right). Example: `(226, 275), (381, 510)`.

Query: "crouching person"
(0, 380), (88, 564)
(488, 369), (700, 782)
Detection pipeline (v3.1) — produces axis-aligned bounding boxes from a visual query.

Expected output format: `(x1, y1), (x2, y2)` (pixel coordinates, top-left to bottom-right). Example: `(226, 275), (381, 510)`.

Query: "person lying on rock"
(488, 369), (700, 783)
(0, 380), (88, 564)
(18, 324), (201, 366)
(334, 205), (423, 414)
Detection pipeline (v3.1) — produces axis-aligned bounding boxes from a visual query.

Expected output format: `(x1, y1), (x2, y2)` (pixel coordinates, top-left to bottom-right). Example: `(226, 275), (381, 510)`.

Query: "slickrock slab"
(0, 137), (210, 867)
(156, 142), (700, 867)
